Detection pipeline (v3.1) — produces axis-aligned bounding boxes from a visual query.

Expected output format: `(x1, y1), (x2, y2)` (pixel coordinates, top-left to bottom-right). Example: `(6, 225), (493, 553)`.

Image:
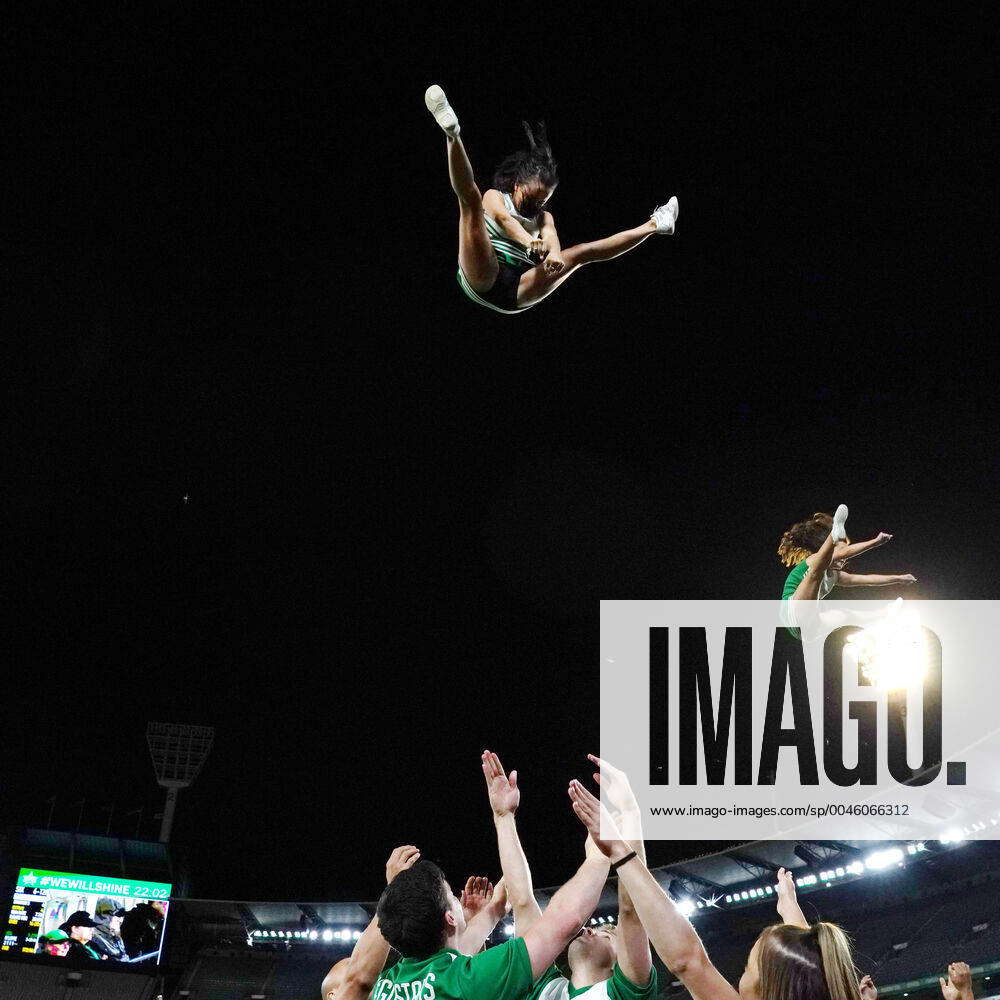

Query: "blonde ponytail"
(815, 923), (861, 1000)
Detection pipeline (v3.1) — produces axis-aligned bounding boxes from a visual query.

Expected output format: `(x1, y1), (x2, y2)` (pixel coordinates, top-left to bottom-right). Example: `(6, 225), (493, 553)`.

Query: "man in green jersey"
(322, 847), (507, 1000)
(481, 751), (656, 1000)
(339, 761), (613, 1000)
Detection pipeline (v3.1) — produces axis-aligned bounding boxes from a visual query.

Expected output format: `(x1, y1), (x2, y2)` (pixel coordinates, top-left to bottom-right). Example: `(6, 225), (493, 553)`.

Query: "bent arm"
(339, 917), (390, 1000)
(540, 211), (562, 255)
(521, 857), (610, 980)
(615, 860), (738, 1000)
(458, 878), (509, 954)
(483, 188), (534, 246)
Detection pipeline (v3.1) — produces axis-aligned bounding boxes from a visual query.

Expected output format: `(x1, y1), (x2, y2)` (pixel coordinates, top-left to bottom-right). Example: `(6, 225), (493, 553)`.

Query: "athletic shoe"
(425, 85), (460, 137)
(831, 503), (849, 542)
(652, 196), (679, 234)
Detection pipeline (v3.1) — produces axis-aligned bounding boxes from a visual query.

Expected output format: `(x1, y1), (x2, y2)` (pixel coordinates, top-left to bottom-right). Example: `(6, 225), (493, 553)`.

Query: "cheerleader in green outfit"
(424, 85), (679, 315)
(778, 505), (916, 636)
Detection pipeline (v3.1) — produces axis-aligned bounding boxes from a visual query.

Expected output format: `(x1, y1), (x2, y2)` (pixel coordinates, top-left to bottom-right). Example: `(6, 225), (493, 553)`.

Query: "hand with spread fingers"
(461, 876), (496, 922)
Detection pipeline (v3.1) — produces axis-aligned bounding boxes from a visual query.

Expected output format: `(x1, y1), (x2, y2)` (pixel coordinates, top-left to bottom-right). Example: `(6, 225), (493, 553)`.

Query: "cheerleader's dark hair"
(492, 121), (559, 195)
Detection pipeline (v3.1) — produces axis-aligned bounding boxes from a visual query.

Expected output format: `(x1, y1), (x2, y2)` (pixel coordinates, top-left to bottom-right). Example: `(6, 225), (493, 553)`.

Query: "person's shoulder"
(609, 963), (657, 998)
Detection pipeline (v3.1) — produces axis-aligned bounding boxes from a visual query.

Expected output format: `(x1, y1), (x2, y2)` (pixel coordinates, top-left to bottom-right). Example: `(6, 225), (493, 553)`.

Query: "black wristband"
(610, 850), (637, 872)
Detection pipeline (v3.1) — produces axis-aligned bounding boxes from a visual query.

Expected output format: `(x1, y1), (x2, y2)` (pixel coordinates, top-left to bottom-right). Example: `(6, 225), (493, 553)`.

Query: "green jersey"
(372, 939), (533, 1000)
(533, 964), (657, 1000)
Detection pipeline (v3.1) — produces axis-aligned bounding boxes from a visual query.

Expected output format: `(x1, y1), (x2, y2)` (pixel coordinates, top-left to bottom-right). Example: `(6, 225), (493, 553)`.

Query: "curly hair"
(777, 512), (846, 567)
(492, 121), (558, 195)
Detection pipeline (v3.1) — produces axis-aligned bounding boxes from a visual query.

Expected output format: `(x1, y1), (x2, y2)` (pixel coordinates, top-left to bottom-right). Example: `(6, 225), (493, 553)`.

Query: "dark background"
(6, 5), (997, 901)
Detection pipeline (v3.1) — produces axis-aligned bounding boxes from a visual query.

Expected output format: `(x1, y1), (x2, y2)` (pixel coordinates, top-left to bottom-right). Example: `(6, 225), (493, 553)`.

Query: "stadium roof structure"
(170, 837), (983, 935)
(537, 837), (937, 911)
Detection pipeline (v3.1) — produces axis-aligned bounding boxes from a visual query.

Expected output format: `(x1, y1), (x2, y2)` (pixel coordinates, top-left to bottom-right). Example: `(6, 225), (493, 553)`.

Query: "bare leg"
(446, 136), (498, 292)
(790, 532), (838, 602)
(516, 219), (657, 308)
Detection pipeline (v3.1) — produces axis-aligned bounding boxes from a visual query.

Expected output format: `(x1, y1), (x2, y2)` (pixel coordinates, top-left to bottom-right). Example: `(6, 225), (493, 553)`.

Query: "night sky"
(7, 6), (997, 903)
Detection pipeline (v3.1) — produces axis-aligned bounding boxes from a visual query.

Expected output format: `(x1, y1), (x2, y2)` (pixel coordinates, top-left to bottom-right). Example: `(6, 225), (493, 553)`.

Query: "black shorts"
(457, 256), (531, 314)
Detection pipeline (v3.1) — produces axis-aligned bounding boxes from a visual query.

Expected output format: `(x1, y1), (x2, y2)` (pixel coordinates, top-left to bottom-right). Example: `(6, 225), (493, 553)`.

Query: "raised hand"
(860, 973), (878, 1000)
(492, 876), (510, 914)
(875, 532), (893, 545)
(587, 753), (640, 816)
(482, 750), (520, 817)
(386, 845), (420, 884)
(774, 867), (797, 909)
(568, 778), (624, 858)
(941, 976), (960, 1000)
(775, 867), (809, 929)
(941, 963), (973, 1000)
(461, 876), (496, 922)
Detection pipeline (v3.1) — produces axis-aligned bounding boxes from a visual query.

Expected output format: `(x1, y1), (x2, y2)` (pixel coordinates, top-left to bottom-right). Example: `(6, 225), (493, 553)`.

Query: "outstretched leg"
(516, 197), (678, 309)
(425, 86), (498, 293)
(790, 504), (850, 601)
(446, 135), (498, 292)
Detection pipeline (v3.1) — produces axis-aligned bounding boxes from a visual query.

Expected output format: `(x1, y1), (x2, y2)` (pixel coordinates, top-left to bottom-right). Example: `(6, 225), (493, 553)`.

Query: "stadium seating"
(0, 962), (156, 999)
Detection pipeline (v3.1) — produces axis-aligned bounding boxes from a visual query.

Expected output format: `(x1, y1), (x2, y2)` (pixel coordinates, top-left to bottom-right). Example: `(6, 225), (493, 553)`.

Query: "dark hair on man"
(375, 861), (451, 959)
(777, 512), (846, 567)
(492, 121), (559, 194)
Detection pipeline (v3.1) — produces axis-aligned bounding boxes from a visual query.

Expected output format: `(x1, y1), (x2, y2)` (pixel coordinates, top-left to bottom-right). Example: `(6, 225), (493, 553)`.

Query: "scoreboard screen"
(4, 867), (172, 965)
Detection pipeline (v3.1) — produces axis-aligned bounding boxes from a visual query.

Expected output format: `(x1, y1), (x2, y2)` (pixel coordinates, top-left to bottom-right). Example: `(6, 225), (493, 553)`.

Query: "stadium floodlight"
(865, 847), (904, 870)
(147, 722), (215, 843)
(675, 899), (696, 917)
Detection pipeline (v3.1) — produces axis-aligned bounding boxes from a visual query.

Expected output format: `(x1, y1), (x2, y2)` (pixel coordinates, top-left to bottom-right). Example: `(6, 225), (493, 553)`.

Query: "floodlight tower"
(147, 722), (215, 843)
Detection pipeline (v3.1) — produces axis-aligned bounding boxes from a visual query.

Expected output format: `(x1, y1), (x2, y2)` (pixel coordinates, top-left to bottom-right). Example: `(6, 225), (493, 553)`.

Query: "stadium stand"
(0, 961), (156, 998)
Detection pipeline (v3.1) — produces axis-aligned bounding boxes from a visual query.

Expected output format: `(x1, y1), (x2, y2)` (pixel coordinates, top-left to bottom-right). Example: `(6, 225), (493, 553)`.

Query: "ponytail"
(815, 923), (861, 1000)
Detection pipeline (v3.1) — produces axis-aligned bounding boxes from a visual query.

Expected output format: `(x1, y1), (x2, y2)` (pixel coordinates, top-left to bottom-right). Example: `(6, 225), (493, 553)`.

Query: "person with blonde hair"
(569, 768), (873, 1000)
(778, 504), (916, 638)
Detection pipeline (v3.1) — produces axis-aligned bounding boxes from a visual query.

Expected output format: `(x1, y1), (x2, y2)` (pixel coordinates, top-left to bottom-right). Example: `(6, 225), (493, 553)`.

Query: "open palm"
(482, 750), (520, 816)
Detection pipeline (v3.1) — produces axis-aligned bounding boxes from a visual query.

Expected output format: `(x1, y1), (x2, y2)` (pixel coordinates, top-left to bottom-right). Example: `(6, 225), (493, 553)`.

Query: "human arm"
(588, 755), (651, 986)
(482, 751), (544, 935)
(456, 876), (509, 955)
(336, 846), (420, 1000)
(836, 572), (916, 588)
(518, 781), (613, 980)
(482, 189), (543, 255)
(539, 212), (565, 275)
(774, 868), (809, 929)
(834, 533), (893, 562)
(568, 781), (738, 1000)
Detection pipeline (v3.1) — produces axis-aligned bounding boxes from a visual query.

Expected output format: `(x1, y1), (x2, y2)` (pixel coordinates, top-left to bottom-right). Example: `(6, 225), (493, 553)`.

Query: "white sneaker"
(831, 503), (849, 542)
(651, 196), (679, 234)
(425, 85), (460, 137)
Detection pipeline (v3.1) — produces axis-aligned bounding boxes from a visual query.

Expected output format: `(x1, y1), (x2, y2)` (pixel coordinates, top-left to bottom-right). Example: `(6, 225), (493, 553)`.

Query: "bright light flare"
(846, 606), (928, 691)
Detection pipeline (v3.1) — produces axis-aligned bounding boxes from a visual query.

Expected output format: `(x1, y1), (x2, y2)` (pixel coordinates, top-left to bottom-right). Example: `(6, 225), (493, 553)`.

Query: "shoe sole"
(424, 85), (458, 133)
